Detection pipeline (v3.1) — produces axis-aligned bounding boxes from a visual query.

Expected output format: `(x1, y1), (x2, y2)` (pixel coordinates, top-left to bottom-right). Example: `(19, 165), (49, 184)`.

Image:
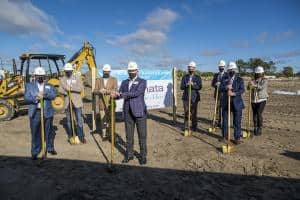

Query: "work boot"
(233, 140), (243, 145)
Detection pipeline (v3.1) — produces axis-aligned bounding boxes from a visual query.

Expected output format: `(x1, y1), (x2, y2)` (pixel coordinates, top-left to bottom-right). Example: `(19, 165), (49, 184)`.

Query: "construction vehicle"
(0, 54), (65, 121)
(0, 42), (97, 124)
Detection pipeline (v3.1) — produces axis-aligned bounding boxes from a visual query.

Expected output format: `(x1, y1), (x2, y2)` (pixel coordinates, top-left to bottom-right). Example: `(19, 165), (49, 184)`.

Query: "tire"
(0, 100), (15, 121)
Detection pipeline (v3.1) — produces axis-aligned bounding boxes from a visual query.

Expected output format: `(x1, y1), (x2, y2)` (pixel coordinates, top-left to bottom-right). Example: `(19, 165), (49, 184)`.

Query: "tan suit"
(58, 74), (84, 109)
(94, 76), (118, 137)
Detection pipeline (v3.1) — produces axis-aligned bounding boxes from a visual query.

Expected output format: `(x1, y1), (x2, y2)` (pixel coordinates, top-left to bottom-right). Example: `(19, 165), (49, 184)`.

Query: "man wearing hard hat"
(111, 61), (147, 165)
(58, 63), (86, 144)
(249, 66), (268, 136)
(24, 66), (57, 160)
(94, 64), (118, 140)
(220, 62), (245, 145)
(211, 60), (228, 127)
(180, 61), (202, 132)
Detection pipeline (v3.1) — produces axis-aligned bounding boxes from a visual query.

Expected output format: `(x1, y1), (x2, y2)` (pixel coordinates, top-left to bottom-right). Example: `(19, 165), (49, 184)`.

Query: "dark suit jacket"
(220, 75), (245, 110)
(211, 72), (228, 98)
(119, 77), (147, 118)
(24, 81), (57, 118)
(180, 74), (202, 103)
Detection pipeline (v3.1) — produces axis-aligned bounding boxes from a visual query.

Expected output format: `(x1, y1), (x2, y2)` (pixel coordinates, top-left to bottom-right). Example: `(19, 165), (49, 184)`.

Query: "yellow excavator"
(0, 42), (97, 130)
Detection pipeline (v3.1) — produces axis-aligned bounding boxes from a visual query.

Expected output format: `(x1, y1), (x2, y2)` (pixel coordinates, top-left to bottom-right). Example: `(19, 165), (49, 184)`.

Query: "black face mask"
(188, 70), (194, 75)
(37, 77), (44, 83)
(65, 71), (72, 78)
(219, 67), (224, 72)
(103, 73), (110, 78)
(254, 73), (262, 79)
(229, 71), (235, 77)
(128, 73), (137, 80)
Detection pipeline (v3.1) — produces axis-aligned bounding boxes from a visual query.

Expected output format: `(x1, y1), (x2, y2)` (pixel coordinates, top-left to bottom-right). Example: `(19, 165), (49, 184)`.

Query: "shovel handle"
(212, 85), (220, 127)
(188, 83), (192, 132)
(110, 97), (115, 164)
(40, 98), (46, 158)
(68, 91), (76, 138)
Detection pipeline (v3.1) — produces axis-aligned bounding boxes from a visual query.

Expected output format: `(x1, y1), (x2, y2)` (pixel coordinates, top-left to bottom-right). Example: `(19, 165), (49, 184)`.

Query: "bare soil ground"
(0, 79), (300, 200)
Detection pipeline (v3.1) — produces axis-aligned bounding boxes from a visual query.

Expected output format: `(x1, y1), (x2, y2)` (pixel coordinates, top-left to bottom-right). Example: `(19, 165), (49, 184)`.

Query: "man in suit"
(94, 64), (118, 140)
(58, 63), (86, 144)
(180, 61), (202, 133)
(24, 66), (57, 160)
(211, 60), (228, 127)
(111, 61), (147, 165)
(220, 62), (245, 145)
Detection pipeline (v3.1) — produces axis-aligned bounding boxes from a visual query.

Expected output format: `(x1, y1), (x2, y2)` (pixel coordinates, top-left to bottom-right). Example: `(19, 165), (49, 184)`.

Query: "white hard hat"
(188, 61), (196, 68)
(127, 61), (138, 70)
(227, 62), (237, 70)
(102, 64), (111, 72)
(34, 66), (46, 76)
(64, 63), (74, 71)
(218, 60), (226, 67)
(255, 66), (264, 73)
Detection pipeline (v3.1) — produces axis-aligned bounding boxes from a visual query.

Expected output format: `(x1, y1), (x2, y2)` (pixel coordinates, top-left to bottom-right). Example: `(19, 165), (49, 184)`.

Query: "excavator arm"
(67, 41), (97, 91)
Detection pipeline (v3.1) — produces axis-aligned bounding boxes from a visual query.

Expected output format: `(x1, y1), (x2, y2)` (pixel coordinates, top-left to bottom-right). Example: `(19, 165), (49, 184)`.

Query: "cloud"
(0, 0), (61, 37)
(274, 49), (300, 58)
(107, 8), (179, 55)
(257, 30), (297, 44)
(200, 48), (223, 57)
(232, 40), (250, 48)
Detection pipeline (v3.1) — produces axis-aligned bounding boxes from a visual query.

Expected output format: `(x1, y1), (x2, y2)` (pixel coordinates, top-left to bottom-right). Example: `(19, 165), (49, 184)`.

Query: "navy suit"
(119, 77), (147, 159)
(24, 81), (57, 156)
(180, 74), (202, 129)
(220, 75), (245, 140)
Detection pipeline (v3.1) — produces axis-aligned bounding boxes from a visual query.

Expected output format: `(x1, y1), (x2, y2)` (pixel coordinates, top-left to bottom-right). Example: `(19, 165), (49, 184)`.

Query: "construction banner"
(99, 69), (173, 112)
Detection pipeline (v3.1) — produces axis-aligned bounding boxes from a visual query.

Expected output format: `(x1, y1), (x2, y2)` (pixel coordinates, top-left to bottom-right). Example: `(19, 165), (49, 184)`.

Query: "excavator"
(0, 41), (97, 130)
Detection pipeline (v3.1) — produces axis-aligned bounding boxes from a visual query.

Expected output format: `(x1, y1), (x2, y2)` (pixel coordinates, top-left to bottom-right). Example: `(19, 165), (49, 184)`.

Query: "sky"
(0, 0), (299, 72)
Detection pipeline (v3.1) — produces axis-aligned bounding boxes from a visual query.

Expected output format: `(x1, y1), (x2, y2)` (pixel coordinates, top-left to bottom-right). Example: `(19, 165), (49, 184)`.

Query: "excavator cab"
(0, 54), (66, 121)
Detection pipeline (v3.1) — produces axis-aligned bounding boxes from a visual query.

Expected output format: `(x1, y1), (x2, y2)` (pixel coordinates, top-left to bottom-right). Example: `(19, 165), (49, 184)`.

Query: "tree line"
(176, 58), (298, 79)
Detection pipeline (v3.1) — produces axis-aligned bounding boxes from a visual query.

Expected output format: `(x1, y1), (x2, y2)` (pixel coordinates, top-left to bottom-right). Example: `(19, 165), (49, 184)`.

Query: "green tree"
(235, 58), (277, 75)
(282, 66), (294, 77)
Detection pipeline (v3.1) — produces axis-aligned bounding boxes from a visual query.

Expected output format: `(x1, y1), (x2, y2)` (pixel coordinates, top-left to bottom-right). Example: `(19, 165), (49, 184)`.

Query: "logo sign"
(99, 69), (173, 112)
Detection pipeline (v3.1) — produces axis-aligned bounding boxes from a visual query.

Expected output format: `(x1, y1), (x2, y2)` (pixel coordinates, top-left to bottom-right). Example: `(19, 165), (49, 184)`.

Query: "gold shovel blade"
(242, 131), (251, 138)
(222, 145), (233, 153)
(208, 127), (215, 133)
(184, 130), (189, 137)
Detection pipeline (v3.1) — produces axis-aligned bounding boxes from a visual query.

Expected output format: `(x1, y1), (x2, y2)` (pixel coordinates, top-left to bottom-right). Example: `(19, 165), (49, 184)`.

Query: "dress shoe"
(233, 140), (243, 145)
(139, 158), (147, 165)
(121, 156), (133, 163)
(31, 155), (37, 160)
(80, 138), (87, 144)
(257, 127), (262, 135)
(48, 150), (57, 155)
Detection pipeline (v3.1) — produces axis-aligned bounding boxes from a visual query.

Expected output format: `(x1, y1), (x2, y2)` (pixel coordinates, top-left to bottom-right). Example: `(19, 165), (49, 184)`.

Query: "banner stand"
(172, 67), (177, 124)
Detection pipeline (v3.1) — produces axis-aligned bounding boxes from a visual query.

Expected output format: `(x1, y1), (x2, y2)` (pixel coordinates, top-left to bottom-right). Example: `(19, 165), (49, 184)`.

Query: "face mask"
(188, 70), (194, 75)
(219, 67), (224, 72)
(128, 73), (137, 80)
(229, 71), (235, 77)
(255, 73), (262, 79)
(65, 71), (72, 78)
(37, 77), (44, 83)
(103, 73), (110, 78)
